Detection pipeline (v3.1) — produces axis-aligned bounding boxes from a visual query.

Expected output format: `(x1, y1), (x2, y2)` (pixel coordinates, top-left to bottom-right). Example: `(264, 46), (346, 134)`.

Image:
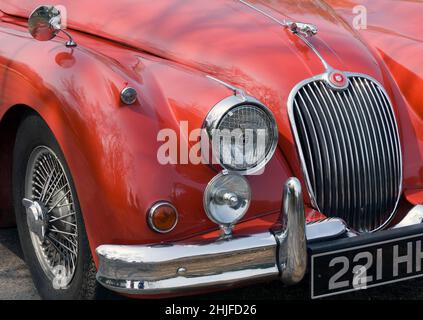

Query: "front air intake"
(289, 74), (402, 232)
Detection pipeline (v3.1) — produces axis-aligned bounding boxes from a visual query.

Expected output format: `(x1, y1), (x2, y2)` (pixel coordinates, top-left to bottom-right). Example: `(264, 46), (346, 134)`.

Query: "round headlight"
(204, 95), (278, 174)
(203, 172), (251, 233)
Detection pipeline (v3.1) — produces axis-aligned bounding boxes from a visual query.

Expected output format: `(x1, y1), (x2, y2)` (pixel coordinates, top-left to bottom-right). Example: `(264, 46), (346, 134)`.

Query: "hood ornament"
(238, 0), (328, 69)
(238, 0), (349, 90)
(239, 0), (318, 37)
(287, 22), (318, 38)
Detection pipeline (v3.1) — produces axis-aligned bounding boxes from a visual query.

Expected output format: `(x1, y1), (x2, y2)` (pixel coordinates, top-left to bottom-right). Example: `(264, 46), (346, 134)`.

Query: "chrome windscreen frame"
(287, 71), (403, 233)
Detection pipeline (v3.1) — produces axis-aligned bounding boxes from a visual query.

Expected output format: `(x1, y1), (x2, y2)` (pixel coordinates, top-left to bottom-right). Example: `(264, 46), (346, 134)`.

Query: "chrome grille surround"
(288, 72), (402, 233)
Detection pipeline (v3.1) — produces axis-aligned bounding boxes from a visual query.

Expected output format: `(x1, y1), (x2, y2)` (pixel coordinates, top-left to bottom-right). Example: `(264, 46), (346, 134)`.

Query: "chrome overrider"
(277, 178), (307, 285)
(95, 178), (351, 294)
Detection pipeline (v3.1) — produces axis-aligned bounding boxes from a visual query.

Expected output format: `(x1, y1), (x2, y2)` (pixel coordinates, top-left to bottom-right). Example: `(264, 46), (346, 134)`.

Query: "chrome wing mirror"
(28, 5), (77, 47)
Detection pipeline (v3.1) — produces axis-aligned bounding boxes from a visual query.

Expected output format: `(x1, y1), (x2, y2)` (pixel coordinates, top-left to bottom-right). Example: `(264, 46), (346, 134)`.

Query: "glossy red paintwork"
(0, 0), (422, 275)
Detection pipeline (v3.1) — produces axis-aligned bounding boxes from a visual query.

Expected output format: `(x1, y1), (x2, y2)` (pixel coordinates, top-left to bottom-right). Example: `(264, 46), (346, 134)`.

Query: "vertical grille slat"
(364, 79), (392, 226)
(317, 87), (346, 215)
(350, 78), (380, 229)
(374, 85), (397, 204)
(307, 83), (340, 213)
(377, 85), (402, 202)
(333, 89), (361, 224)
(354, 78), (383, 225)
(294, 100), (317, 192)
(368, 83), (394, 202)
(305, 87), (334, 209)
(344, 88), (372, 231)
(296, 92), (325, 207)
(289, 75), (402, 232)
(314, 83), (348, 218)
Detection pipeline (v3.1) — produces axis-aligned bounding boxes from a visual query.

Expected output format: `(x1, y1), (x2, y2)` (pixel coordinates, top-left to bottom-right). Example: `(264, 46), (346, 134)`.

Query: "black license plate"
(311, 231), (423, 299)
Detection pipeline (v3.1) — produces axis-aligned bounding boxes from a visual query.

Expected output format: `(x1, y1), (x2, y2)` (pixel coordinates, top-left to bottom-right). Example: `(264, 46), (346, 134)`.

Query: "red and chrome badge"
(327, 70), (348, 89)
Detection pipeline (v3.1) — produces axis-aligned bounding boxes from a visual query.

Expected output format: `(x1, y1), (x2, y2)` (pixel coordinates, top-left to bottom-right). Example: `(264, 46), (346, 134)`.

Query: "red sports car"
(0, 0), (422, 299)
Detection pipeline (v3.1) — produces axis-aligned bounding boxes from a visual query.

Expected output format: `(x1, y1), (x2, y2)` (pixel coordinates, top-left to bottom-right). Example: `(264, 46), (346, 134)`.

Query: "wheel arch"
(0, 104), (40, 227)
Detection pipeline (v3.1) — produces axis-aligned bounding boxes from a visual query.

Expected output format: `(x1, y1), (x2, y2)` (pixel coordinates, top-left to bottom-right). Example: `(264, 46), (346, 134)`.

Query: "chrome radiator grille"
(289, 74), (402, 232)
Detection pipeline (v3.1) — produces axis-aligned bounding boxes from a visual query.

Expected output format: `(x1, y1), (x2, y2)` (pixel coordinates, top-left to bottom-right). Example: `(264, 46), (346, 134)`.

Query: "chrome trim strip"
(206, 75), (247, 99)
(295, 32), (330, 71)
(239, 0), (290, 28)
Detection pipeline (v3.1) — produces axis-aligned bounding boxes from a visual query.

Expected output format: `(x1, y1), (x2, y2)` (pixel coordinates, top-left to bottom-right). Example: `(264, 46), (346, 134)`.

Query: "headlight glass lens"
(212, 104), (277, 172)
(204, 172), (251, 227)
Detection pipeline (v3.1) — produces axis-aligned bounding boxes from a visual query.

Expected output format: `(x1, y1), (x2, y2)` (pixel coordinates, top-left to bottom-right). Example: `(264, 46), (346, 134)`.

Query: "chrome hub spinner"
(22, 198), (48, 242)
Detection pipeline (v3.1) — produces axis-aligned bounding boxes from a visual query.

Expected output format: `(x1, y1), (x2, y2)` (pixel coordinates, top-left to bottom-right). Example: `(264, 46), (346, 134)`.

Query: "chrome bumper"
(96, 178), (347, 295)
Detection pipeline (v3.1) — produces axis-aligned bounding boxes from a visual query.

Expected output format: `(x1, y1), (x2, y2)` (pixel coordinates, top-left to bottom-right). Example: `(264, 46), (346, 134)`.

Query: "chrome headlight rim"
(203, 95), (279, 175)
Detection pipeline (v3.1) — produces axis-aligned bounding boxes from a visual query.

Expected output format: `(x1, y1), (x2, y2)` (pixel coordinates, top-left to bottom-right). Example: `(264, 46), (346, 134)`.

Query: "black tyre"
(12, 113), (104, 300)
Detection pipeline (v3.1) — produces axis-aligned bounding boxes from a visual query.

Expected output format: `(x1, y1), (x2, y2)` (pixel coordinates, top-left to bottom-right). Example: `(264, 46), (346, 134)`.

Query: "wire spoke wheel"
(24, 146), (78, 285)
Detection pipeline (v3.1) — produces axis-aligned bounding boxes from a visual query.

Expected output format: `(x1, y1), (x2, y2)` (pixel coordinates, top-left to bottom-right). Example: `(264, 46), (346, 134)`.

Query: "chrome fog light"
(203, 172), (251, 235)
